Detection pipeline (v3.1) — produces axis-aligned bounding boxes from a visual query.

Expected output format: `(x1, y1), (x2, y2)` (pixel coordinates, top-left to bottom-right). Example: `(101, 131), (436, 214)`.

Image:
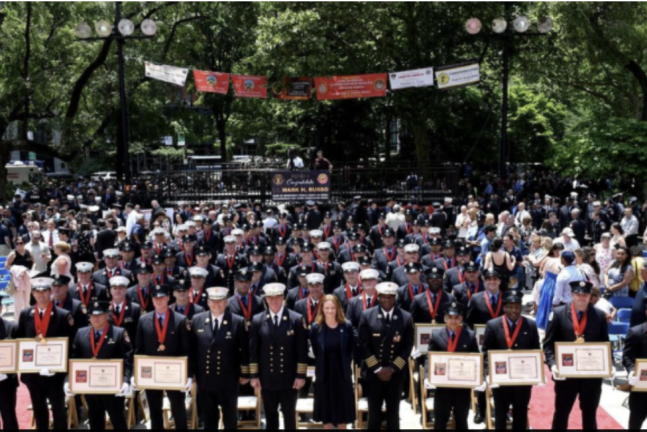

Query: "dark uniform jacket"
(396, 283), (429, 312)
(92, 267), (132, 287)
(249, 309), (308, 392)
(287, 262), (324, 290)
(318, 260), (342, 295)
(108, 300), (142, 348)
(443, 267), (465, 293)
(346, 294), (379, 329)
(0, 319), (19, 389)
(372, 248), (398, 276)
(215, 253), (249, 293)
(358, 307), (415, 382)
(452, 280), (485, 308)
(286, 287), (310, 311)
(126, 284), (156, 313)
(72, 325), (134, 382)
(170, 302), (204, 321)
(543, 303), (609, 368)
(623, 323), (647, 374)
(17, 305), (75, 386)
(333, 284), (361, 313)
(54, 295), (89, 335)
(410, 290), (456, 324)
(481, 316), (540, 374)
(466, 291), (505, 328)
(227, 293), (265, 323)
(69, 282), (107, 306)
(190, 311), (249, 391)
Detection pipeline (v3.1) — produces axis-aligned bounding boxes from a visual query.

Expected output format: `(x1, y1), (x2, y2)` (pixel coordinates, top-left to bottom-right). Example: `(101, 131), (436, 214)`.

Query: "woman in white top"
(610, 223), (626, 253)
(590, 288), (617, 323)
(604, 246), (634, 297)
(455, 206), (471, 240)
(575, 247), (600, 289)
(595, 233), (615, 282)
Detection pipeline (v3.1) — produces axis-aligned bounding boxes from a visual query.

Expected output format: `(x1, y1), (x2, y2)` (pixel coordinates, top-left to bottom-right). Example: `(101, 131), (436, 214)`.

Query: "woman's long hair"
(315, 295), (347, 329)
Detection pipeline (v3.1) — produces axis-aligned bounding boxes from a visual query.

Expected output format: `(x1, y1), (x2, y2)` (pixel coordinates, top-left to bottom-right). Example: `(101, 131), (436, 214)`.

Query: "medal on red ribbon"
(447, 327), (462, 352)
(425, 290), (443, 324)
(155, 313), (170, 352)
(34, 302), (54, 343)
(90, 324), (110, 359)
(503, 317), (524, 350)
(485, 292), (503, 319)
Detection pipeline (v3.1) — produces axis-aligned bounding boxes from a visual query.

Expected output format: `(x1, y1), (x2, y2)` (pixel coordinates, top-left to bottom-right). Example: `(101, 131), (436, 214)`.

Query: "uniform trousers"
(85, 395), (127, 430)
(433, 388), (471, 430)
(199, 388), (239, 430)
(0, 380), (18, 429)
(492, 386), (532, 430)
(146, 389), (187, 430)
(365, 376), (405, 430)
(261, 389), (298, 430)
(27, 377), (67, 431)
(552, 378), (602, 430)
(628, 392), (647, 429)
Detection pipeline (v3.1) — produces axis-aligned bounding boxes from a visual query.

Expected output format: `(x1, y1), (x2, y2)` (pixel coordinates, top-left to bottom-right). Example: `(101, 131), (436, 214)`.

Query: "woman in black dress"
(310, 294), (356, 429)
(4, 237), (33, 270)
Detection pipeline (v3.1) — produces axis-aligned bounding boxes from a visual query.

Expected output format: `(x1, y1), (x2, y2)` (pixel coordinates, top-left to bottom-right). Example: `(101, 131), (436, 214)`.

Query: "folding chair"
(609, 297), (635, 310)
(409, 358), (419, 414)
(296, 366), (322, 428)
(354, 366), (387, 429)
(237, 387), (262, 429)
(616, 309), (632, 323)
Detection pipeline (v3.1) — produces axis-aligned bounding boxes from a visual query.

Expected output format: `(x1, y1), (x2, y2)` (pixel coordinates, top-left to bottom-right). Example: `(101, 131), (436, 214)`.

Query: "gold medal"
(40, 338), (47, 345)
(35, 334), (42, 342)
(158, 344), (166, 352)
(575, 337), (585, 344)
(431, 320), (436, 325)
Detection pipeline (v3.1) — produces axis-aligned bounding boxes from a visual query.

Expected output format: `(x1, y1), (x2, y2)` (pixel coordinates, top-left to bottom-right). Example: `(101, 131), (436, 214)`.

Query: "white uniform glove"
(64, 383), (73, 397)
(116, 382), (130, 397)
(488, 379), (500, 390)
(551, 365), (566, 381)
(424, 379), (436, 390)
(130, 377), (138, 392)
(308, 347), (315, 359)
(39, 368), (55, 377)
(184, 378), (193, 393)
(411, 349), (421, 359)
(474, 381), (487, 392)
(0, 374), (8, 382)
(629, 372), (639, 386)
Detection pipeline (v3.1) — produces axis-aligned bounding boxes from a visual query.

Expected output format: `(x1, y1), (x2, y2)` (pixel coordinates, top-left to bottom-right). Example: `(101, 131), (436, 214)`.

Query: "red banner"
(273, 77), (312, 100)
(232, 75), (267, 99)
(314, 73), (388, 100)
(193, 70), (230, 94)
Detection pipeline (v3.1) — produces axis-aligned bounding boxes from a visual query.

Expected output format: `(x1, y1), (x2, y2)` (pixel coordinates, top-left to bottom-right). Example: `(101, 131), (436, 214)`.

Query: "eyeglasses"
(15, 243), (24, 246)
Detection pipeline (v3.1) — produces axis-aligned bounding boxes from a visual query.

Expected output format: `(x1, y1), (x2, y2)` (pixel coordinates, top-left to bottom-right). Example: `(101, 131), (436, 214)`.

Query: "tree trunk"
(412, 123), (431, 177)
(217, 119), (227, 162)
(625, 60), (647, 122)
(0, 148), (7, 202)
(384, 114), (392, 161)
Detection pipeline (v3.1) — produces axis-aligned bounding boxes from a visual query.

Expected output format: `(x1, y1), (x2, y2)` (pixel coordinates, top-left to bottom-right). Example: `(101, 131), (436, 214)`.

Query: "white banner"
(145, 62), (189, 87)
(435, 61), (480, 90)
(389, 67), (434, 90)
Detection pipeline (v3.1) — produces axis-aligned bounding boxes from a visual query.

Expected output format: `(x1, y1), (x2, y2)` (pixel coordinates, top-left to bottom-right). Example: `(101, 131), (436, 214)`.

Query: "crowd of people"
(0, 168), (645, 430)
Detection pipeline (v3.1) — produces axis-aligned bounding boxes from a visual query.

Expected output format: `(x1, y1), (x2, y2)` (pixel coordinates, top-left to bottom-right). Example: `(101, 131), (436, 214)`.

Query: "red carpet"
(17, 384), (32, 429)
(528, 366), (623, 429)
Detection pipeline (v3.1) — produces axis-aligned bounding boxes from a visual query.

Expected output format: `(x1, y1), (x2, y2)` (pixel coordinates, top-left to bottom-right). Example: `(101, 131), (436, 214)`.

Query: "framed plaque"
(554, 342), (613, 379)
(475, 325), (486, 353)
(17, 338), (68, 373)
(0, 341), (18, 374)
(631, 359), (647, 392)
(488, 350), (545, 386)
(134, 356), (188, 391)
(414, 324), (445, 355)
(69, 359), (124, 394)
(427, 352), (483, 389)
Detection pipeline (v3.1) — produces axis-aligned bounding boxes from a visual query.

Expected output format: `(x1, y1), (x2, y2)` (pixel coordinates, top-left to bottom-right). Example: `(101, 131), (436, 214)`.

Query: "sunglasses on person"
(15, 242), (24, 246)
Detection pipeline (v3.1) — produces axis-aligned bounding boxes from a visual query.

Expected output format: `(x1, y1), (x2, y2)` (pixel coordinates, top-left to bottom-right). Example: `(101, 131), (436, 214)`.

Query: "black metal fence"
(131, 161), (459, 206)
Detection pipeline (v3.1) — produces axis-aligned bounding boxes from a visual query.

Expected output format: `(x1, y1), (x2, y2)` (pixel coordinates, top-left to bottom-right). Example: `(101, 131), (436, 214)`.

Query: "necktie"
(274, 315), (279, 328)
(577, 311), (583, 322)
(366, 297), (372, 307)
(250, 285), (257, 296)
(39, 311), (44, 319)
(49, 234), (53, 248)
(115, 306), (120, 315)
(491, 295), (497, 306)
(178, 307), (184, 315)
(385, 314), (391, 326)
(432, 294), (437, 305)
(94, 332), (101, 345)
(510, 321), (516, 334)
(158, 316), (164, 328)
(242, 296), (248, 308)
(55, 301), (60, 307)
(213, 319), (218, 333)
(83, 286), (88, 296)
(451, 332), (456, 342)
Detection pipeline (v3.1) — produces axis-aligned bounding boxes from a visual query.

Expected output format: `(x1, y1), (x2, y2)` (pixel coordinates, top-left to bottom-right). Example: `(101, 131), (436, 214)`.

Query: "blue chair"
(617, 309), (632, 323)
(609, 297), (635, 310)
(643, 251), (647, 259)
(608, 321), (630, 353)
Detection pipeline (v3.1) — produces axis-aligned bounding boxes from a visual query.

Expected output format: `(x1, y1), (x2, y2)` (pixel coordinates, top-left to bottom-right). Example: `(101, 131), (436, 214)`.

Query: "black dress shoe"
(474, 413), (484, 424)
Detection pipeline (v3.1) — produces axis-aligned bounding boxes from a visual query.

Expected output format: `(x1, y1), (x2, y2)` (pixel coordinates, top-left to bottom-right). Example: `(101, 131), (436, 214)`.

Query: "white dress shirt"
(553, 265), (585, 306)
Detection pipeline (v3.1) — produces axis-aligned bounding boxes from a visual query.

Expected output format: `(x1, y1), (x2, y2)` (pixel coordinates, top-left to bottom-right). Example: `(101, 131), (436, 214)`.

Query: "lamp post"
(76, 2), (157, 186)
(466, 6), (552, 180)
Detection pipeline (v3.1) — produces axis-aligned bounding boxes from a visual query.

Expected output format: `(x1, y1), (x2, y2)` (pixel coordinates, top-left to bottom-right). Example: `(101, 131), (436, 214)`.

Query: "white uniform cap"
(360, 269), (379, 280)
(32, 277), (54, 290)
(306, 273), (325, 285)
(189, 267), (209, 278)
(341, 262), (361, 272)
(193, 215), (203, 221)
(115, 191), (124, 197)
(429, 228), (441, 235)
(178, 225), (188, 231)
(66, 195), (75, 201)
(263, 283), (287, 297)
(561, 228), (574, 237)
(104, 249), (120, 258)
(89, 206), (100, 213)
(110, 276), (130, 287)
(570, 192), (578, 198)
(232, 229), (244, 236)
(116, 227), (126, 233)
(95, 197), (102, 203)
(224, 235), (236, 244)
(152, 227), (166, 235)
(206, 287), (229, 300)
(317, 242), (332, 251)
(75, 262), (94, 273)
(404, 244), (420, 253)
(376, 282), (399, 296)
(76, 195), (84, 200)
(186, 221), (196, 228)
(593, 201), (602, 206)
(445, 197), (453, 204)
(309, 230), (324, 238)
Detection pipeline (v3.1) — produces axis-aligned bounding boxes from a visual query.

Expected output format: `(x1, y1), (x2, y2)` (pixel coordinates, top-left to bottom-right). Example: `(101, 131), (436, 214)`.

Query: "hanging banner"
(271, 171), (331, 202)
(389, 67), (434, 90)
(145, 62), (189, 87)
(193, 70), (230, 94)
(273, 77), (312, 100)
(435, 61), (480, 90)
(232, 75), (268, 99)
(314, 73), (387, 100)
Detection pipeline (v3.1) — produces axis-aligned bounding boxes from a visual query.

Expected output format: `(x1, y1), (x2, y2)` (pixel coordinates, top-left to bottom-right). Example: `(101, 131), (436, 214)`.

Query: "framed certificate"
(555, 342), (613, 379)
(0, 341), (18, 374)
(414, 324), (445, 355)
(69, 360), (124, 394)
(631, 359), (647, 392)
(17, 338), (68, 373)
(134, 356), (188, 391)
(427, 352), (483, 389)
(475, 325), (486, 353)
(488, 350), (545, 386)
